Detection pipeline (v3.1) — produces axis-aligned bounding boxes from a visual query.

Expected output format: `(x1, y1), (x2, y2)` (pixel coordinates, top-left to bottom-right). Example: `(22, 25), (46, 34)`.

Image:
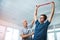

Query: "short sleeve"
(28, 23), (33, 28)
(19, 28), (23, 35)
(35, 20), (40, 25)
(45, 20), (50, 26)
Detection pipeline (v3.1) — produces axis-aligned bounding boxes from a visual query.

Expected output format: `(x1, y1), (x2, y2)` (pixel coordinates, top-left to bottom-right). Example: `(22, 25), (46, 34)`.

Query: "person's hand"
(36, 4), (41, 9)
(36, 4), (40, 10)
(51, 1), (55, 5)
(51, 1), (55, 7)
(51, 1), (54, 4)
(31, 32), (34, 35)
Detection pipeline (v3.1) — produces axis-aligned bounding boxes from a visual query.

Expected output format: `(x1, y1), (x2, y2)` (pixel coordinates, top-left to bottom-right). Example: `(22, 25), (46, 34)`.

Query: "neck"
(24, 26), (27, 28)
(40, 21), (44, 24)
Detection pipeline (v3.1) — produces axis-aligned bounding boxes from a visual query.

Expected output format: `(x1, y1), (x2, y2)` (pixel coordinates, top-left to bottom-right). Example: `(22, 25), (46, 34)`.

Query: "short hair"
(40, 14), (47, 21)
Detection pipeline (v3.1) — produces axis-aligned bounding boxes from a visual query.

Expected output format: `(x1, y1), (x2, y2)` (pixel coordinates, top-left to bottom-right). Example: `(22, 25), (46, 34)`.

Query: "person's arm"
(31, 20), (34, 25)
(28, 20), (34, 28)
(20, 32), (34, 39)
(34, 5), (40, 21)
(48, 2), (55, 22)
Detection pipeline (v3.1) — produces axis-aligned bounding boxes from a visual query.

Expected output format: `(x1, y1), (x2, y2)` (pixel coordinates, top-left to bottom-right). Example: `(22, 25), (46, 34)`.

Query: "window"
(47, 33), (55, 40)
(4, 27), (19, 40)
(56, 32), (60, 40)
(0, 25), (6, 40)
(47, 28), (60, 40)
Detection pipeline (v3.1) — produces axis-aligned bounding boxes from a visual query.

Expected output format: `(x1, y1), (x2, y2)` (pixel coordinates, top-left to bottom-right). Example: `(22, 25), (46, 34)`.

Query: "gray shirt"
(20, 23), (33, 40)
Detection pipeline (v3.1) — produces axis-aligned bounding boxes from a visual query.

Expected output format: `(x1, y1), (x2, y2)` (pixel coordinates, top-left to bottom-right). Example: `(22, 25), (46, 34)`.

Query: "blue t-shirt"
(34, 20), (50, 40)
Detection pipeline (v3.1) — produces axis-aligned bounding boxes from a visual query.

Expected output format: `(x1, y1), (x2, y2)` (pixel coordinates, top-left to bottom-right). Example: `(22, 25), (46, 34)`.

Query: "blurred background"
(0, 0), (60, 40)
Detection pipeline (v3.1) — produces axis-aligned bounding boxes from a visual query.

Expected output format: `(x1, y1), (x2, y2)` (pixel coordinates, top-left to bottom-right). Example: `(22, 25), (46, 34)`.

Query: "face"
(40, 16), (45, 23)
(23, 20), (28, 28)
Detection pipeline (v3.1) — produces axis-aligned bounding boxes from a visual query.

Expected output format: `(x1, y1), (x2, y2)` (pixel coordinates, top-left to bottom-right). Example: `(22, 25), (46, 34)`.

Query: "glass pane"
(0, 25), (6, 40)
(4, 27), (19, 40)
(12, 29), (19, 40)
(4, 27), (13, 40)
(47, 33), (55, 40)
(56, 32), (60, 40)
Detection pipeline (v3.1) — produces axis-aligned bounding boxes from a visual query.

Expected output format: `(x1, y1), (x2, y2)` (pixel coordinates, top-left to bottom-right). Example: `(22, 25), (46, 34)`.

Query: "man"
(20, 19), (34, 40)
(33, 2), (55, 40)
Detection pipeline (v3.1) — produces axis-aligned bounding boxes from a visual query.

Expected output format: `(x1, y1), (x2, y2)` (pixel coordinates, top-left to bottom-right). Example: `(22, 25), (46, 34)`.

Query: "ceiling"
(0, 0), (60, 27)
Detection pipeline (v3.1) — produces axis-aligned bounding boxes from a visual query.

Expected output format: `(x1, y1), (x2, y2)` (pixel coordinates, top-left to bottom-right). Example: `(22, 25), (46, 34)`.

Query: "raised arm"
(34, 2), (51, 21)
(48, 2), (55, 22)
(34, 2), (55, 22)
(31, 20), (34, 26)
(34, 5), (40, 21)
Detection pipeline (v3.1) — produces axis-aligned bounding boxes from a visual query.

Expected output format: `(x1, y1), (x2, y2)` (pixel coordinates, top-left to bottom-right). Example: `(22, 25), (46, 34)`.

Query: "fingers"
(51, 1), (55, 3)
(51, 1), (55, 6)
(36, 4), (40, 9)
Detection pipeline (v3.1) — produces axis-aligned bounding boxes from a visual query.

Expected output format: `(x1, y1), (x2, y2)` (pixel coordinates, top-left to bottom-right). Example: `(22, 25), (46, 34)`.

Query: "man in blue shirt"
(33, 2), (55, 40)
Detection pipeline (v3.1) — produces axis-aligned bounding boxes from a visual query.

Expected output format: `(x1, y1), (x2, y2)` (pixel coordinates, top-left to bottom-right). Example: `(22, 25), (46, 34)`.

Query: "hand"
(36, 4), (40, 9)
(51, 1), (55, 6)
(51, 1), (54, 3)
(51, 1), (55, 4)
(31, 32), (34, 35)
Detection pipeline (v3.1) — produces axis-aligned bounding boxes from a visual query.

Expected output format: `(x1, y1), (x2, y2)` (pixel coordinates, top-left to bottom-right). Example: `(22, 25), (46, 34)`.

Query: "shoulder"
(44, 20), (51, 25)
(19, 27), (25, 32)
(35, 20), (39, 23)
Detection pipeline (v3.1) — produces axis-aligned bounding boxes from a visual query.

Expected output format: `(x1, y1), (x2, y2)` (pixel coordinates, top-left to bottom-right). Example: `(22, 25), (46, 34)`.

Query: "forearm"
(35, 7), (38, 16)
(21, 34), (32, 39)
(49, 2), (55, 22)
(31, 20), (34, 25)
(34, 7), (38, 21)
